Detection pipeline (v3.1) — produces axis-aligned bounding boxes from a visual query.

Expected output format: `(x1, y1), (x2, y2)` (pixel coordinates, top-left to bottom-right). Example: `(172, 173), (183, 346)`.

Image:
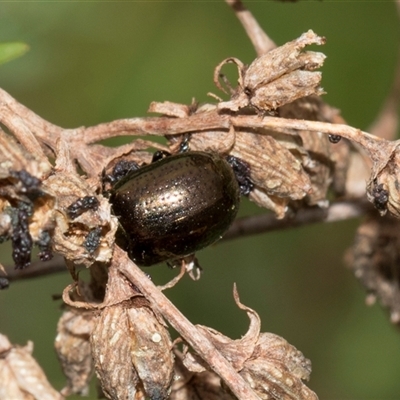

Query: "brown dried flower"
(91, 303), (141, 400)
(347, 214), (400, 325)
(216, 30), (326, 113)
(181, 287), (317, 400)
(171, 354), (236, 400)
(91, 298), (174, 400)
(43, 173), (118, 267)
(54, 308), (96, 396)
(0, 129), (54, 269)
(0, 334), (63, 400)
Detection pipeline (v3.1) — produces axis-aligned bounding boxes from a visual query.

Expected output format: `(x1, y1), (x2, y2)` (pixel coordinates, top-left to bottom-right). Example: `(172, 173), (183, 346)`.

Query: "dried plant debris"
(0, 334), (63, 400)
(91, 298), (174, 400)
(347, 214), (400, 325)
(43, 173), (118, 268)
(180, 288), (317, 400)
(279, 95), (352, 203)
(215, 30), (326, 113)
(361, 138), (400, 219)
(127, 300), (175, 400)
(239, 333), (315, 400)
(0, 130), (54, 268)
(171, 355), (236, 400)
(344, 149), (371, 199)
(365, 140), (400, 218)
(54, 308), (96, 396)
(0, 127), (118, 271)
(317, 121), (400, 219)
(91, 303), (142, 400)
(57, 265), (152, 398)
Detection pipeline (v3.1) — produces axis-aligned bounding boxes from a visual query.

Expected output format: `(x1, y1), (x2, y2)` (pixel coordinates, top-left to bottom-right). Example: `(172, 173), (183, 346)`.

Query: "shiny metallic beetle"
(109, 151), (241, 266)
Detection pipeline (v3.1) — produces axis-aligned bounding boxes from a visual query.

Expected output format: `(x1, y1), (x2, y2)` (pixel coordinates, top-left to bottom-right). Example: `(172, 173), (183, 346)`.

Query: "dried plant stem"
(69, 111), (389, 167)
(4, 255), (66, 281)
(0, 88), (62, 151)
(231, 115), (388, 164)
(83, 112), (231, 143)
(223, 199), (372, 241)
(0, 87), (388, 166)
(368, 43), (400, 140)
(116, 247), (261, 400)
(225, 0), (276, 56)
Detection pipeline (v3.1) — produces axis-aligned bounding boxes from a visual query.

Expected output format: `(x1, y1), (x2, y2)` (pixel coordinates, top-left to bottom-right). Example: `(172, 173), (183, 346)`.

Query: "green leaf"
(0, 42), (29, 66)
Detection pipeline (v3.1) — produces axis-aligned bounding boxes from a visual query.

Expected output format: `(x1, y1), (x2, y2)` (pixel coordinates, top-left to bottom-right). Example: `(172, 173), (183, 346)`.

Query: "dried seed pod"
(171, 354), (235, 400)
(232, 130), (311, 200)
(243, 31), (325, 90)
(278, 95), (349, 205)
(182, 287), (317, 399)
(248, 70), (323, 112)
(91, 304), (141, 400)
(216, 30), (326, 113)
(54, 308), (96, 396)
(0, 130), (55, 269)
(347, 214), (400, 324)
(365, 144), (400, 217)
(43, 172), (118, 267)
(91, 299), (174, 400)
(0, 334), (63, 400)
(127, 298), (174, 400)
(331, 126), (400, 218)
(240, 333), (317, 400)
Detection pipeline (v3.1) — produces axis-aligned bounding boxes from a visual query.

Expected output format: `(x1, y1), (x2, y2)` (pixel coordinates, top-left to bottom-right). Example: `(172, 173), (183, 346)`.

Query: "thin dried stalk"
(116, 247), (262, 400)
(225, 0), (276, 55)
(368, 41), (400, 140)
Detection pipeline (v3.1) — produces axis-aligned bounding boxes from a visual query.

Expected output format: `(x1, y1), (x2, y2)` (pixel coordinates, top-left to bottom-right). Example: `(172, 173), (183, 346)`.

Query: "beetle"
(109, 151), (249, 266)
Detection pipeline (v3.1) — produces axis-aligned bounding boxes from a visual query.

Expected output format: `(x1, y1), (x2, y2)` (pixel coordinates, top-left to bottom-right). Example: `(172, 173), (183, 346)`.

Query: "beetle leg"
(152, 150), (171, 163)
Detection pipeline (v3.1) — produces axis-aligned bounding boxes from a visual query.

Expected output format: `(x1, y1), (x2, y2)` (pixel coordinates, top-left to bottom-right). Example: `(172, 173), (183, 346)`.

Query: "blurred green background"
(1, 2), (400, 399)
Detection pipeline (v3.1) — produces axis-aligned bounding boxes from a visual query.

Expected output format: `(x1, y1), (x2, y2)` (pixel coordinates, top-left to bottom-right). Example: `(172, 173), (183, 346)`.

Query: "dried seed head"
(91, 304), (141, 400)
(43, 172), (118, 267)
(280, 96), (351, 204)
(127, 299), (174, 400)
(91, 299), (174, 400)
(240, 332), (317, 400)
(347, 215), (400, 325)
(364, 141), (400, 218)
(0, 126), (118, 269)
(55, 308), (96, 396)
(0, 334), (63, 400)
(330, 126), (400, 219)
(171, 355), (235, 400)
(187, 89), (349, 218)
(182, 286), (317, 399)
(0, 131), (55, 269)
(216, 30), (326, 113)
